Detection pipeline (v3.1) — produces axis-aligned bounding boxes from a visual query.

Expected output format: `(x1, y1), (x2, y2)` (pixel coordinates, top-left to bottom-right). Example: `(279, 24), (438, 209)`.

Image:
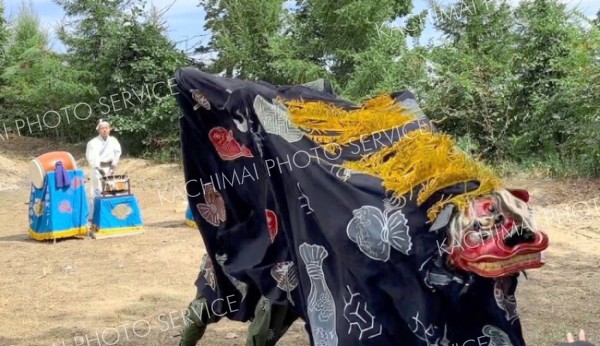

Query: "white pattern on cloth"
(299, 243), (338, 346)
(494, 279), (519, 324)
(253, 95), (304, 143)
(271, 261), (299, 306)
(346, 204), (412, 262)
(483, 325), (514, 346)
(342, 285), (382, 340)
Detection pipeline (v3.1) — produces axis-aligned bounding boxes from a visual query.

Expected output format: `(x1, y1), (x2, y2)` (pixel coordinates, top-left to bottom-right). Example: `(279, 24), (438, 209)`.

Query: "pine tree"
(422, 0), (517, 159)
(55, 0), (191, 155)
(1, 1), (95, 140)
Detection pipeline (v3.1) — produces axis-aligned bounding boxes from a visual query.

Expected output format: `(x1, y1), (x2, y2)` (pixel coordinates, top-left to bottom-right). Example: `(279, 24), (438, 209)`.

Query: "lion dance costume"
(173, 67), (549, 346)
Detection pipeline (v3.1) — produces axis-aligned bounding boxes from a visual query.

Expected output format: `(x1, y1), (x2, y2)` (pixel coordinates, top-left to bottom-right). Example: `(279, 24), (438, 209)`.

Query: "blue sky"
(3, 0), (208, 53)
(3, 0), (599, 54)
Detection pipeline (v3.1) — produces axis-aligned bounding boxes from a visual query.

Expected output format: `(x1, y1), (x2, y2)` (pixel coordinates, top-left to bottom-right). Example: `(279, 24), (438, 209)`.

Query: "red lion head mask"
(447, 189), (549, 278)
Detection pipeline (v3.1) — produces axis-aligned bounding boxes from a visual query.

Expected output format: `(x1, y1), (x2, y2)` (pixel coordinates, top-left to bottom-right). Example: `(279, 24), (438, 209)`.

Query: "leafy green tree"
(197, 0), (286, 80)
(0, 0), (8, 69)
(1, 1), (95, 140)
(56, 0), (191, 156)
(423, 0), (600, 175)
(55, 0), (135, 87)
(420, 0), (517, 159)
(104, 6), (192, 156)
(546, 19), (600, 175)
(511, 0), (586, 159)
(197, 0), (417, 92)
(342, 29), (427, 101)
(281, 0), (419, 90)
(0, 0), (11, 111)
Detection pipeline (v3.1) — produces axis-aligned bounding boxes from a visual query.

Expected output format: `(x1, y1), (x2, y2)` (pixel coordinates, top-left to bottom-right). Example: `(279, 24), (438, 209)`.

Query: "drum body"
(28, 151), (77, 189)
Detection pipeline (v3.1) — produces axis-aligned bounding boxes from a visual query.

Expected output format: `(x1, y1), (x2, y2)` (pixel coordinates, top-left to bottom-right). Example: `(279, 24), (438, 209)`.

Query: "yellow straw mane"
(285, 94), (414, 148)
(284, 94), (503, 221)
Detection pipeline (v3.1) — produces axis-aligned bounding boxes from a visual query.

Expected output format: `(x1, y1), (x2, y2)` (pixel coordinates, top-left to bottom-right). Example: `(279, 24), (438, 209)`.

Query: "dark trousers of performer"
(180, 295), (298, 346)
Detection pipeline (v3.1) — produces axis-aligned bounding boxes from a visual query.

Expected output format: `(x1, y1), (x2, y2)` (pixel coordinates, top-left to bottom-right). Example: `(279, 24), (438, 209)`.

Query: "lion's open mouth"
(451, 229), (549, 278)
(466, 252), (545, 278)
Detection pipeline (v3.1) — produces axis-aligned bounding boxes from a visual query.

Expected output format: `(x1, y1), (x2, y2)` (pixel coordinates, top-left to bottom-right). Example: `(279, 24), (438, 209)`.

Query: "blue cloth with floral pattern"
(28, 169), (88, 240)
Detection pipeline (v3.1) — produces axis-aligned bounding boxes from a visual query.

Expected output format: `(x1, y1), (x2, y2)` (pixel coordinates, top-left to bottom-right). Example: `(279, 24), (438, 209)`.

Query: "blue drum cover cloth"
(28, 170), (88, 240)
(91, 195), (143, 236)
(185, 205), (197, 228)
(172, 67), (526, 346)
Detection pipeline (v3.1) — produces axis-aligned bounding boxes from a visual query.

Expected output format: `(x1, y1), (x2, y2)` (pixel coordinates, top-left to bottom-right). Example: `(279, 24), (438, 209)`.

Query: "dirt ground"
(0, 136), (598, 346)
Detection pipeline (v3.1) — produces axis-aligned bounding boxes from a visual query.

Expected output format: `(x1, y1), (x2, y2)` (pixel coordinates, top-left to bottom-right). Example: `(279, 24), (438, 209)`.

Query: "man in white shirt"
(86, 119), (122, 200)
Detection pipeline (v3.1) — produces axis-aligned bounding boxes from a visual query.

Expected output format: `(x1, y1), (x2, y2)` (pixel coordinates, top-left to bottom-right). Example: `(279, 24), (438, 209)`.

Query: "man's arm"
(86, 140), (99, 169)
(111, 138), (122, 167)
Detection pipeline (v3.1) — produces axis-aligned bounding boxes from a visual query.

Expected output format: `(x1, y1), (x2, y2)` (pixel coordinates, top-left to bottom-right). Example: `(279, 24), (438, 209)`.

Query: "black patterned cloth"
(173, 67), (526, 346)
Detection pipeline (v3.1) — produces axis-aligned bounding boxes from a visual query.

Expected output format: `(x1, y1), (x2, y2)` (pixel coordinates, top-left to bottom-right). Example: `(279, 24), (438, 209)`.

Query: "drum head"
(28, 159), (45, 189)
(29, 151), (78, 189)
(37, 151), (77, 172)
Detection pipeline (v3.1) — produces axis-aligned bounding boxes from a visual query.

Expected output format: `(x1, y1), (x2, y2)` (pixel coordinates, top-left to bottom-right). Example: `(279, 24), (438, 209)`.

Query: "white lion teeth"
(472, 253), (541, 271)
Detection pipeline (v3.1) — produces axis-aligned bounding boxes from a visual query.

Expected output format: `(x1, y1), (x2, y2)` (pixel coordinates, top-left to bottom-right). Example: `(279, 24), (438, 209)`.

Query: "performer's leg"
(89, 168), (108, 221)
(246, 297), (299, 346)
(87, 170), (101, 222)
(180, 293), (222, 346)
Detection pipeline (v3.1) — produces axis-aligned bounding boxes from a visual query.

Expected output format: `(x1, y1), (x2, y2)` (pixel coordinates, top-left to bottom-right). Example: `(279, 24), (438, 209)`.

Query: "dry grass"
(0, 137), (598, 345)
